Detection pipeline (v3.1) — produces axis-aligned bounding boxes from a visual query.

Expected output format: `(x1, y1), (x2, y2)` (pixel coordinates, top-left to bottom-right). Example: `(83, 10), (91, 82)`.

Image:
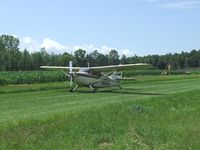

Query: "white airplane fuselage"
(73, 72), (120, 88)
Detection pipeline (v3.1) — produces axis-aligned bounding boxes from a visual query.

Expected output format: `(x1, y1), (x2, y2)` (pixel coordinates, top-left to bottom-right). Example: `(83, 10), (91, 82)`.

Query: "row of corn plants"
(0, 69), (190, 86)
(0, 71), (66, 86)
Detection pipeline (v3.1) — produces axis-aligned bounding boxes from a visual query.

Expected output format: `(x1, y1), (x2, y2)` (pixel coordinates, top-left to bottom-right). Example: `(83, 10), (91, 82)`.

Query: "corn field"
(0, 70), (189, 86)
(0, 71), (66, 85)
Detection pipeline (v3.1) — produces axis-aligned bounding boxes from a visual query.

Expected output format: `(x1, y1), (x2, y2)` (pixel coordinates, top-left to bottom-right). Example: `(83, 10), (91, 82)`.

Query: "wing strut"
(93, 69), (116, 83)
(70, 85), (79, 92)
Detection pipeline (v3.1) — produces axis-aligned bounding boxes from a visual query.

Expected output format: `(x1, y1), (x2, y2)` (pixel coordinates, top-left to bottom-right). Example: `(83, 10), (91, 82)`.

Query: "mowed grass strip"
(1, 90), (200, 149)
(1, 75), (200, 126)
(0, 75), (200, 149)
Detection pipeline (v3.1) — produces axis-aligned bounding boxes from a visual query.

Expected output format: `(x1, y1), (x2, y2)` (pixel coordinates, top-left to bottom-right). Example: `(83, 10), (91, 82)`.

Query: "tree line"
(0, 34), (200, 71)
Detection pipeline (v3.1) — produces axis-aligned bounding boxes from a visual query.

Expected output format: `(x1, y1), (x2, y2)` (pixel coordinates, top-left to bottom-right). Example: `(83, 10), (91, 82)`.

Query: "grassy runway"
(0, 75), (200, 149)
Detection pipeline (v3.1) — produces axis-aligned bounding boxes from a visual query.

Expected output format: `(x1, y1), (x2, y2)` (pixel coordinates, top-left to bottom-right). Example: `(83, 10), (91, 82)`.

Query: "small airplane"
(40, 62), (150, 92)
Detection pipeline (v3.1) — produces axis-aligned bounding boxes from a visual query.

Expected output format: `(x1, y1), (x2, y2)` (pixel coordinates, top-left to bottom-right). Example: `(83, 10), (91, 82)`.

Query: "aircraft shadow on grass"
(75, 88), (164, 96)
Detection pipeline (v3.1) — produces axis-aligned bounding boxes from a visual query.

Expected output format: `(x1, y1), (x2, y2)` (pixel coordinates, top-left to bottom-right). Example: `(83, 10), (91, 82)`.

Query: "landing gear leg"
(69, 85), (79, 92)
(94, 88), (98, 93)
(89, 85), (97, 93)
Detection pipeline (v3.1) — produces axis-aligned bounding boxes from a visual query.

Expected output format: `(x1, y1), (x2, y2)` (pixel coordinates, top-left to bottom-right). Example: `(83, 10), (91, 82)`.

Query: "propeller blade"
(70, 76), (73, 88)
(69, 61), (73, 88)
(69, 61), (72, 73)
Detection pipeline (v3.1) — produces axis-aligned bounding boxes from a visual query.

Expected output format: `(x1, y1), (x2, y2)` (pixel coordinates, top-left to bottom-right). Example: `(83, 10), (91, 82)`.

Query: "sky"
(0, 0), (200, 56)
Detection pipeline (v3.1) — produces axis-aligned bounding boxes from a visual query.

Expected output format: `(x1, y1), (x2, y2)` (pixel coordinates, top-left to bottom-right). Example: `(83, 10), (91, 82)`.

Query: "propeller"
(69, 61), (73, 88)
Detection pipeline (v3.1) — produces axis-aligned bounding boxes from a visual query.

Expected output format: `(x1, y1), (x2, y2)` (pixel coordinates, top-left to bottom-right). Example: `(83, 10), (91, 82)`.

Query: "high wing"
(40, 66), (80, 71)
(40, 63), (151, 72)
(88, 63), (151, 72)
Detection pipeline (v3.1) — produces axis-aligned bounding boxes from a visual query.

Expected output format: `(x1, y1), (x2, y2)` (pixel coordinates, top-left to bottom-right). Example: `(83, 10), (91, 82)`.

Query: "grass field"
(1, 75), (200, 149)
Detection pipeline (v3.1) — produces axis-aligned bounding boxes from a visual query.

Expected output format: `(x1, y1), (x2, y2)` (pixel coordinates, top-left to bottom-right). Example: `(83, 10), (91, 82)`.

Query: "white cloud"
(19, 36), (134, 56)
(41, 38), (67, 54)
(118, 0), (157, 4)
(20, 37), (41, 52)
(159, 1), (200, 9)
(118, 0), (200, 9)
(121, 49), (135, 56)
(145, 0), (157, 2)
(22, 37), (32, 44)
(41, 38), (66, 50)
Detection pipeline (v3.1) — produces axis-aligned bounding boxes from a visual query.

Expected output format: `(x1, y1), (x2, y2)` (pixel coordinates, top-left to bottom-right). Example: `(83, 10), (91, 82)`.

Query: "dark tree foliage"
(86, 50), (109, 66)
(74, 49), (87, 67)
(86, 50), (99, 67)
(1, 34), (200, 71)
(108, 50), (120, 65)
(120, 55), (128, 64)
(0, 35), (20, 70)
(21, 49), (31, 70)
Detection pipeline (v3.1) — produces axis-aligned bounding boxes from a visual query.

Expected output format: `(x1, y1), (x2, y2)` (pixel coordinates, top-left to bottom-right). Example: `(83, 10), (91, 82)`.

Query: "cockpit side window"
(92, 71), (101, 77)
(79, 68), (101, 77)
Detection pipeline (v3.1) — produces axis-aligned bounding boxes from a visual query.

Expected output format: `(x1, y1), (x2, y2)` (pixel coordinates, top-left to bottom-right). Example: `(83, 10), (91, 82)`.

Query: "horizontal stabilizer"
(117, 77), (136, 80)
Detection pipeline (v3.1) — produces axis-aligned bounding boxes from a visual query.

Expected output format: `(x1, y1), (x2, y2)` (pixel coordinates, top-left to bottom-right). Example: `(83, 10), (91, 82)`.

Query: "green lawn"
(0, 75), (200, 149)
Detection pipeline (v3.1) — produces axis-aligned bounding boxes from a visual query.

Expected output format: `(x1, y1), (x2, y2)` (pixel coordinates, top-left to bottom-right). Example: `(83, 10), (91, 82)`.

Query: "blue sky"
(0, 0), (200, 56)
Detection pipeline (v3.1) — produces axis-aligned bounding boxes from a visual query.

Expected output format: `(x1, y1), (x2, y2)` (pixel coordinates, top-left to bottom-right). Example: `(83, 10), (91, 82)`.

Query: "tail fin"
(109, 71), (122, 80)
